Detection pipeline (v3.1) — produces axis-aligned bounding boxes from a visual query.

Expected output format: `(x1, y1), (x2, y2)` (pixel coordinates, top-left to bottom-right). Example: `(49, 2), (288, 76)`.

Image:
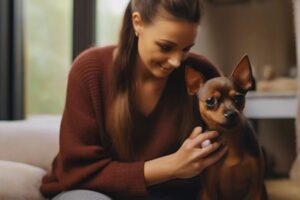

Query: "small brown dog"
(185, 55), (268, 200)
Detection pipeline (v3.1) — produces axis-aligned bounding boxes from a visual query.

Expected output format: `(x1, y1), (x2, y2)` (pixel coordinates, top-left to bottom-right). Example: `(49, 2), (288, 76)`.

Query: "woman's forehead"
(145, 17), (198, 41)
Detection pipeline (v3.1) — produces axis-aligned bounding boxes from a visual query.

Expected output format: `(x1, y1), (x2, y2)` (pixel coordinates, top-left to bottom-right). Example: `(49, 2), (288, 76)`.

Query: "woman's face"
(133, 12), (199, 79)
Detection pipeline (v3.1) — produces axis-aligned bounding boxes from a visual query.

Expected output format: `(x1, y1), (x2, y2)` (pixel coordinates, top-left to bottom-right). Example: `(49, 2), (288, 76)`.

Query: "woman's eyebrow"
(157, 39), (176, 46)
(157, 39), (195, 49)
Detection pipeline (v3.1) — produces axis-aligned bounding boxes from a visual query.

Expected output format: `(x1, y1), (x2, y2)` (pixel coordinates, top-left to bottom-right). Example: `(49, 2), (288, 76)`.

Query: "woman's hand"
(168, 126), (227, 179)
(144, 126), (227, 186)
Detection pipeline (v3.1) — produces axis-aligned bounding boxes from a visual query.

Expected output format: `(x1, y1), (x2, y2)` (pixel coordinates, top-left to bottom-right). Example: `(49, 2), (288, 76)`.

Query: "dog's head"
(185, 55), (254, 131)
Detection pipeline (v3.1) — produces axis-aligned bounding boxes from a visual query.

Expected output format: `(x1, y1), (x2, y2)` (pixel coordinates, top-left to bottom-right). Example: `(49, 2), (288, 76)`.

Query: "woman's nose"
(168, 53), (183, 68)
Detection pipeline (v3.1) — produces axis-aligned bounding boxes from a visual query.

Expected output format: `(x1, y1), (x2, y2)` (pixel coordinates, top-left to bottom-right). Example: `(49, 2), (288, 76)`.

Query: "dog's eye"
(206, 97), (218, 109)
(234, 94), (245, 105)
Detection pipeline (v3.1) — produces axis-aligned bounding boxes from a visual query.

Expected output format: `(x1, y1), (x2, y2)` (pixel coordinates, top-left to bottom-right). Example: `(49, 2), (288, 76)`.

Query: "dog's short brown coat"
(186, 55), (268, 200)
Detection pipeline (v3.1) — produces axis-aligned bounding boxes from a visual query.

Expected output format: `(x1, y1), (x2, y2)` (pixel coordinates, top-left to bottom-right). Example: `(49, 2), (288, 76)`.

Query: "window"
(96, 0), (129, 46)
(24, 0), (73, 115)
(7, 0), (128, 117)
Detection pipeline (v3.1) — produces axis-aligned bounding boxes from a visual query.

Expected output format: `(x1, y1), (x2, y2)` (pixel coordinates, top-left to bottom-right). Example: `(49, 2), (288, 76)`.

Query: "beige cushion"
(0, 115), (60, 170)
(0, 160), (47, 200)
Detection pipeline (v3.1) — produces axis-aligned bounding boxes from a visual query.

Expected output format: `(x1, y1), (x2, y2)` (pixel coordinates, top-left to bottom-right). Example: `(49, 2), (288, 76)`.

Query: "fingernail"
(195, 126), (202, 132)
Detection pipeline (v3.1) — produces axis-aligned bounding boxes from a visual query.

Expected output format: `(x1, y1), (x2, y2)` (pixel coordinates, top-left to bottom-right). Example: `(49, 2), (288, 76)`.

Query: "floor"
(266, 179), (300, 200)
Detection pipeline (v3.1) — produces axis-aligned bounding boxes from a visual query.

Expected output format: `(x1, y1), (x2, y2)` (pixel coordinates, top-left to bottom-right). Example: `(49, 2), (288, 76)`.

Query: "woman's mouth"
(159, 65), (172, 73)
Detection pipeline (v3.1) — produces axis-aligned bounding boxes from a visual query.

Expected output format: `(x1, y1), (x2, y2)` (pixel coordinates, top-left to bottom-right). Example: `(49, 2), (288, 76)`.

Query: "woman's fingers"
(199, 142), (221, 158)
(189, 126), (202, 139)
(173, 128), (227, 179)
(202, 145), (228, 167)
(189, 131), (219, 148)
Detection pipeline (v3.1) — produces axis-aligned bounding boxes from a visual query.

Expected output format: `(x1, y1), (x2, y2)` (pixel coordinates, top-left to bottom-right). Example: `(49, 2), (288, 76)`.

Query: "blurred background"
(1, 0), (300, 199)
(24, 0), (128, 115)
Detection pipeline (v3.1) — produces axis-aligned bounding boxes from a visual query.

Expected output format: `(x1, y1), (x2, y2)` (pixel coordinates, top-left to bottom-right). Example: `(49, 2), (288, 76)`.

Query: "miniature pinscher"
(185, 55), (268, 200)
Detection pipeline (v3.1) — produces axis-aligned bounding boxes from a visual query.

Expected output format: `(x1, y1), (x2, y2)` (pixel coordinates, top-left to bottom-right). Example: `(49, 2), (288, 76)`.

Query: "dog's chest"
(217, 153), (254, 199)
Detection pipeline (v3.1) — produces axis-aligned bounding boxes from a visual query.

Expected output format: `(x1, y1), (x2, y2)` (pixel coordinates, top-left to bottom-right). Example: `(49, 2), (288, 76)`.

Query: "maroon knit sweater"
(40, 46), (221, 199)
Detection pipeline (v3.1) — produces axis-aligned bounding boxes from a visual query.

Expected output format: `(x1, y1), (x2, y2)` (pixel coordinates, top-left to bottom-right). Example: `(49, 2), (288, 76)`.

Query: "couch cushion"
(0, 115), (60, 170)
(0, 160), (47, 200)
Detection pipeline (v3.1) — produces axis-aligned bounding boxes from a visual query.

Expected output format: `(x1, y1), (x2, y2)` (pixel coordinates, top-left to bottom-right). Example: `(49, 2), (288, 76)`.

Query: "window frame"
(73, 0), (96, 60)
(0, 0), (24, 120)
(0, 0), (96, 120)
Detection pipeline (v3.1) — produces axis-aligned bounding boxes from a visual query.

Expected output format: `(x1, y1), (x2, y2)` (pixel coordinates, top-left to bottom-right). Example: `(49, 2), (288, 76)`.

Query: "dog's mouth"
(220, 122), (237, 129)
(217, 120), (239, 130)
(206, 121), (238, 131)
(202, 113), (240, 131)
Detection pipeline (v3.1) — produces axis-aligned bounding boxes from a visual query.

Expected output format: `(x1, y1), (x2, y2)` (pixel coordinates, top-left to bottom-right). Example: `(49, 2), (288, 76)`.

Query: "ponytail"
(107, 2), (138, 161)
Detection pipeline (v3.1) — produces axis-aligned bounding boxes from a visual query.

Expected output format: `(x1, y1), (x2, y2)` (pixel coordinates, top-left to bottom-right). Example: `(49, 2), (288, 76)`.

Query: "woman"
(40, 0), (227, 199)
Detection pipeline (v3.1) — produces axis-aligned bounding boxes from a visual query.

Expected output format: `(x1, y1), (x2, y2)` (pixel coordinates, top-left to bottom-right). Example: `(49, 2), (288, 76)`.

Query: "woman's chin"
(154, 71), (170, 79)
(156, 67), (173, 78)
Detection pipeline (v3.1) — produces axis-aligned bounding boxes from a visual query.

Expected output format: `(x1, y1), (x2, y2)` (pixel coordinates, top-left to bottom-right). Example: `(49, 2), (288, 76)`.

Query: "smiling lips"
(159, 64), (173, 73)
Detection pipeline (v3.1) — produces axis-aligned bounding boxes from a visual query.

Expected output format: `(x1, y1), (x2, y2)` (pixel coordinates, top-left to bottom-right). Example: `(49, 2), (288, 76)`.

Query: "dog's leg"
(247, 158), (269, 200)
(198, 171), (219, 200)
(199, 186), (218, 200)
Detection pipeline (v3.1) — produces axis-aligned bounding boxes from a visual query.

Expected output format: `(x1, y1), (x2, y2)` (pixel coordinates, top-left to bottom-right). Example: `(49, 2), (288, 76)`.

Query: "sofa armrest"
(0, 115), (61, 170)
(0, 160), (47, 200)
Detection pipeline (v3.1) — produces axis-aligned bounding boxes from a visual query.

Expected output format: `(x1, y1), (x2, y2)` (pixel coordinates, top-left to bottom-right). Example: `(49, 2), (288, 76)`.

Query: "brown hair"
(108, 0), (203, 161)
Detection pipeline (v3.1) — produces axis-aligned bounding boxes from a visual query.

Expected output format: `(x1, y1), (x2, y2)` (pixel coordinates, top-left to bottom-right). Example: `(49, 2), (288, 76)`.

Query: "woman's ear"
(132, 12), (143, 36)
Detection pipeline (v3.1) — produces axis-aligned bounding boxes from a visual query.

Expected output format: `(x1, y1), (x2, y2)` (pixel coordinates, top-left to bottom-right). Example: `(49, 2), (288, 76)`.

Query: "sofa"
(0, 115), (61, 200)
(1, 115), (300, 200)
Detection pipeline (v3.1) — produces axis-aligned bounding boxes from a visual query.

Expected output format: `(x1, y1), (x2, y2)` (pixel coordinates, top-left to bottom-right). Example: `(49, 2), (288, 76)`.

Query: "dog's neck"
(206, 116), (248, 151)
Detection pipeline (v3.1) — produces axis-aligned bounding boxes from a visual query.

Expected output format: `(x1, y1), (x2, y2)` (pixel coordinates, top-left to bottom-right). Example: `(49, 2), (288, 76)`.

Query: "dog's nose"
(224, 110), (238, 122)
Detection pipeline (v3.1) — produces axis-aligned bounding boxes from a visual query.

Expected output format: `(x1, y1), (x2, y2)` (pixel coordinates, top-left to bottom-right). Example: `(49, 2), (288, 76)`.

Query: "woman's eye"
(206, 97), (218, 109)
(158, 43), (173, 52)
(234, 94), (245, 105)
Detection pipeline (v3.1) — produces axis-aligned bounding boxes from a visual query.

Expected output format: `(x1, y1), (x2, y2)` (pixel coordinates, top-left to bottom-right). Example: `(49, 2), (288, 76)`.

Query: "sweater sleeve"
(52, 51), (148, 198)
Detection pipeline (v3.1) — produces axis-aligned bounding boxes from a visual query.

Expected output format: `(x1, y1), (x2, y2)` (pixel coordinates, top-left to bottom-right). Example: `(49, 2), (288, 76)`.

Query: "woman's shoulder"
(76, 45), (115, 58)
(69, 45), (116, 81)
(72, 45), (116, 69)
(184, 52), (223, 79)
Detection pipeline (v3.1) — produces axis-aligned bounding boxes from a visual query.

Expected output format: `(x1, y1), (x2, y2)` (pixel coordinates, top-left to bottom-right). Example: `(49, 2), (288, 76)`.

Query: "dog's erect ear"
(185, 66), (205, 95)
(230, 55), (254, 91)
